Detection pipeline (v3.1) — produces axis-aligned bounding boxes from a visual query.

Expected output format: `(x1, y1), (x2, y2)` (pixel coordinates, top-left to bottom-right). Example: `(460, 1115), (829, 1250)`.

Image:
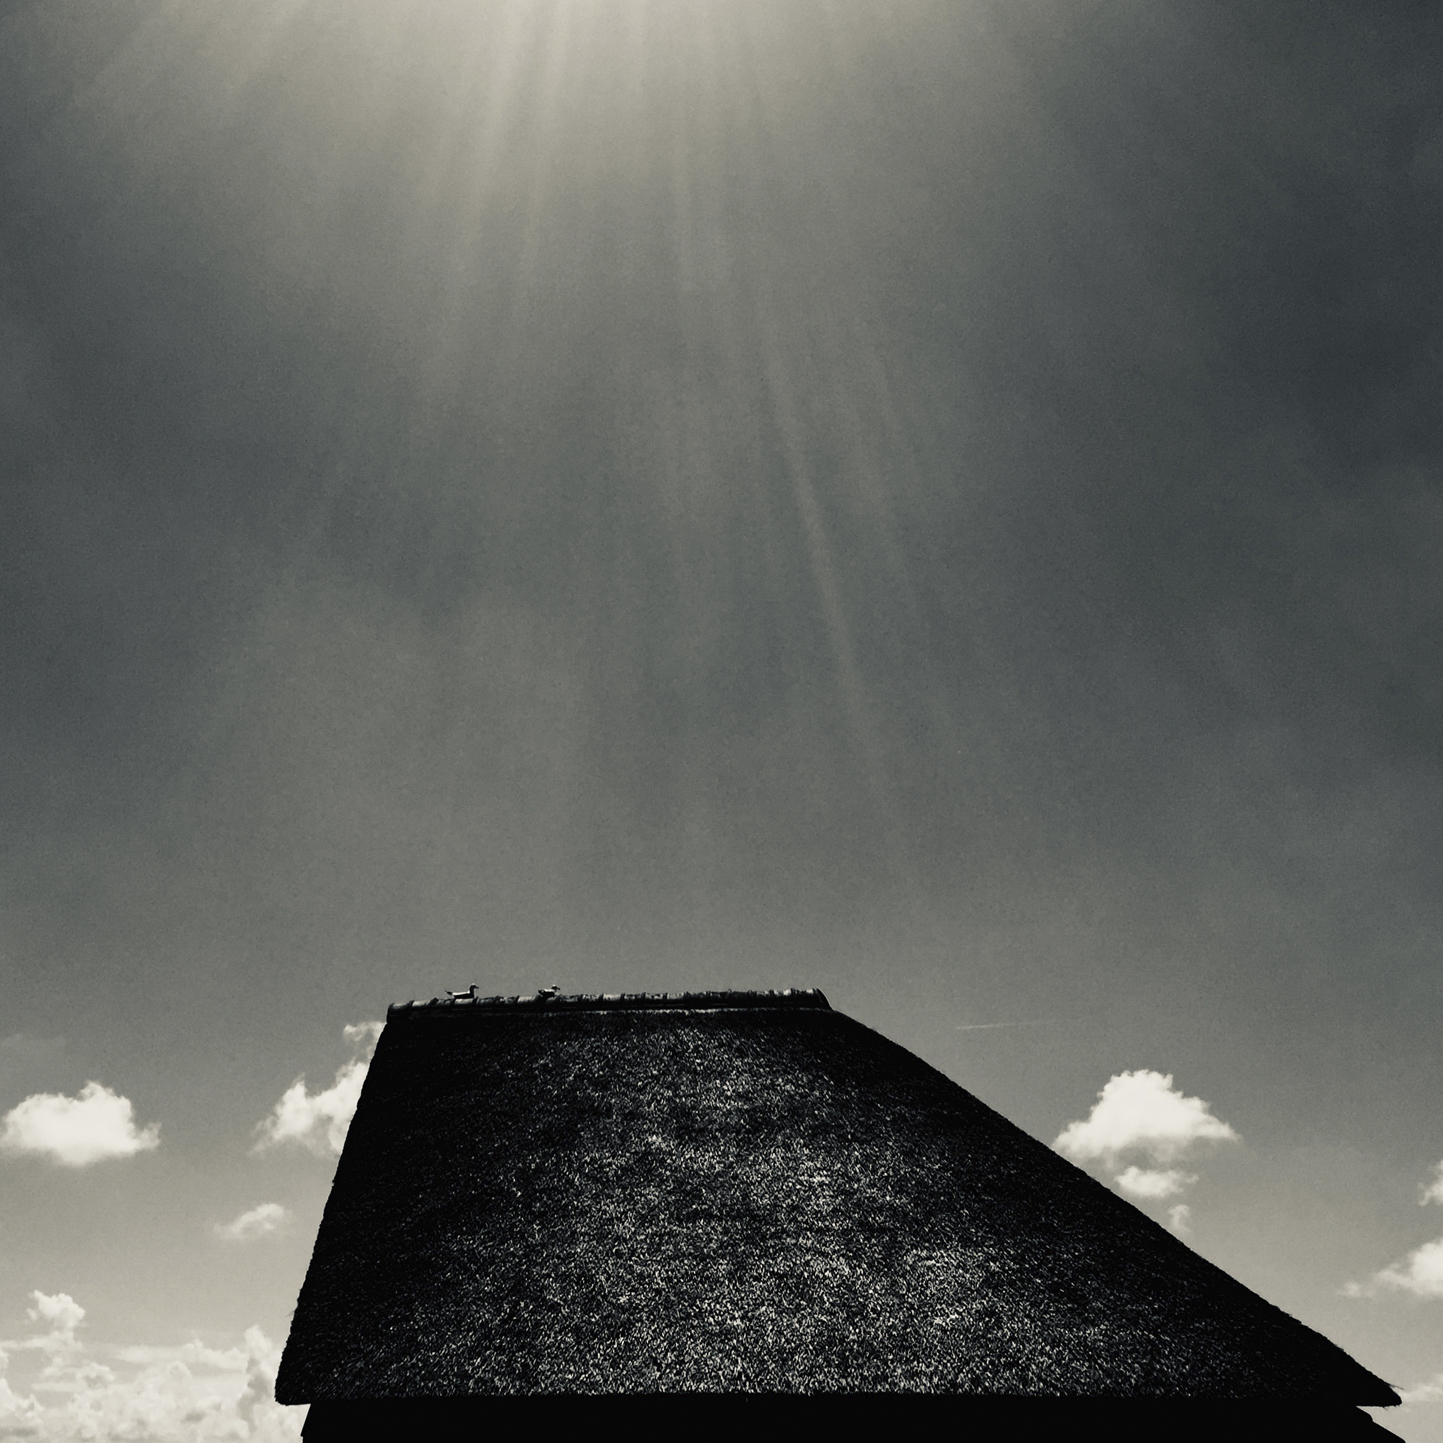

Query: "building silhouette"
(278, 990), (1400, 1439)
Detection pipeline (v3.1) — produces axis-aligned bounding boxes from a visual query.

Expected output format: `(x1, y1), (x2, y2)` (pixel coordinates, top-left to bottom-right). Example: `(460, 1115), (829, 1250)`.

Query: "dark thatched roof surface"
(277, 991), (1398, 1404)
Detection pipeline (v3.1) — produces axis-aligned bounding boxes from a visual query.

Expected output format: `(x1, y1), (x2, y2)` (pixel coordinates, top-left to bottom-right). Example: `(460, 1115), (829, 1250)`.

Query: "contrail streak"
(954, 1018), (1073, 1031)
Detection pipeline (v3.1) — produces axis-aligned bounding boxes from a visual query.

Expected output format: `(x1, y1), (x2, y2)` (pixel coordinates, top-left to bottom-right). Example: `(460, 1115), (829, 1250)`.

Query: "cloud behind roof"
(1054, 1071), (1239, 1223)
(1055, 1070), (1240, 1167)
(254, 1024), (383, 1157)
(1114, 1166), (1199, 1201)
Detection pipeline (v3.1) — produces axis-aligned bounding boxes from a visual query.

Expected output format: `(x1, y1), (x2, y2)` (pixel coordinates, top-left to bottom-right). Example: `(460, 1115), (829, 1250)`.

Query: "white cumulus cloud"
(1347, 1238), (1443, 1300)
(1055, 1069), (1239, 1219)
(254, 1022), (383, 1157)
(1055, 1070), (1240, 1166)
(215, 1203), (291, 1243)
(27, 1292), (85, 1348)
(0, 1292), (303, 1440)
(0, 1083), (160, 1168)
(1115, 1166), (1199, 1200)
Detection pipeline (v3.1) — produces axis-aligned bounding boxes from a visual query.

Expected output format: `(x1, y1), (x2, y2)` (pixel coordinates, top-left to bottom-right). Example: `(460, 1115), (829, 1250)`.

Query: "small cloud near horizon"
(0, 1083), (160, 1167)
(253, 1022), (383, 1157)
(1346, 1160), (1443, 1299)
(1345, 1237), (1443, 1300)
(215, 1202), (291, 1243)
(1055, 1070), (1239, 1218)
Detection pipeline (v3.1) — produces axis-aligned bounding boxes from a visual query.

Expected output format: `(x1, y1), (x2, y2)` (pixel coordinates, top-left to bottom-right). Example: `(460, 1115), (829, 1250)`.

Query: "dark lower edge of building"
(300, 1395), (1401, 1441)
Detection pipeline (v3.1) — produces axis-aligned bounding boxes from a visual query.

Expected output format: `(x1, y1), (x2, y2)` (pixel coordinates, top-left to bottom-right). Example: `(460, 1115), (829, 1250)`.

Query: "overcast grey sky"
(2, 1), (1441, 1436)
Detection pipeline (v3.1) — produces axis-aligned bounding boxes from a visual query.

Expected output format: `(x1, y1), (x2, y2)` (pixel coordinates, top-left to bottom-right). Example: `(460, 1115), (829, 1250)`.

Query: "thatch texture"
(277, 992), (1398, 1407)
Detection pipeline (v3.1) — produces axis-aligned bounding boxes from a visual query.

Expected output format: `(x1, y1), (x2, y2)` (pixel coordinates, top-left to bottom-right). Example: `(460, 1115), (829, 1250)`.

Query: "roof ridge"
(387, 988), (830, 1017)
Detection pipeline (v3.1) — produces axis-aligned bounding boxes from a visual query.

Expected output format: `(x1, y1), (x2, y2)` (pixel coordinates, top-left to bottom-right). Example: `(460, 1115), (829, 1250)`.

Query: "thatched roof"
(277, 990), (1398, 1410)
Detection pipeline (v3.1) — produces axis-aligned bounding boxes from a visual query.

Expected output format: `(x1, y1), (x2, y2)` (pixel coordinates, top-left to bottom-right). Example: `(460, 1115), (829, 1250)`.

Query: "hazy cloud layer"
(215, 1203), (290, 1244)
(0, 1291), (301, 1441)
(0, 1083), (160, 1167)
(1399, 1372), (1443, 1406)
(1423, 1162), (1443, 1206)
(253, 1023), (382, 1157)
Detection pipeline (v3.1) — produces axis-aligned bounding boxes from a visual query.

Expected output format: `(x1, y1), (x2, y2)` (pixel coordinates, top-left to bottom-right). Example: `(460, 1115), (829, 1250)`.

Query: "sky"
(1, 0), (1441, 1435)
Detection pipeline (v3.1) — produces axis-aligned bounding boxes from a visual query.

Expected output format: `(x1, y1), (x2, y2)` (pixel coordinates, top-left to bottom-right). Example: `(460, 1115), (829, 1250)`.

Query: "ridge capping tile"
(386, 988), (831, 1017)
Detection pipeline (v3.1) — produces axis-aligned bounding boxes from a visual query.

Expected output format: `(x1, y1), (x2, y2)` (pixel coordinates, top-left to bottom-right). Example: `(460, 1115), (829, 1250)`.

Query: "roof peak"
(388, 988), (830, 1017)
